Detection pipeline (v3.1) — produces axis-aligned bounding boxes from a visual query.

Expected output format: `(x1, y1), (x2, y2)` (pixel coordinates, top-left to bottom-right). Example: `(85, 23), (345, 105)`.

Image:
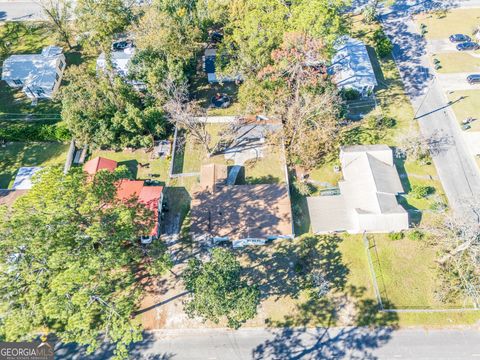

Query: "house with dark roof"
(190, 164), (294, 248)
(307, 145), (408, 234)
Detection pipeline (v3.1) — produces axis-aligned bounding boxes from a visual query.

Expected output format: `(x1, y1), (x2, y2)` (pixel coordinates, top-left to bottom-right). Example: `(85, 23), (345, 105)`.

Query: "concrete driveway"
(427, 39), (459, 53)
(437, 72), (480, 91)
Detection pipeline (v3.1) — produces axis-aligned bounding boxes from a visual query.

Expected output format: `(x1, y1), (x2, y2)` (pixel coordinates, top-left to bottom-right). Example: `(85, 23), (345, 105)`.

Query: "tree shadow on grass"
(118, 160), (138, 179)
(242, 235), (349, 302)
(250, 234), (399, 359)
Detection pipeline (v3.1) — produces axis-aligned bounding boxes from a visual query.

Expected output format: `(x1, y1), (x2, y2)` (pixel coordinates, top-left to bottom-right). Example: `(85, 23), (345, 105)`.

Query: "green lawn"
(447, 90), (480, 131)
(432, 53), (480, 73)
(173, 124), (287, 183)
(90, 148), (170, 184)
(367, 234), (480, 325)
(415, 9), (480, 40)
(0, 142), (69, 188)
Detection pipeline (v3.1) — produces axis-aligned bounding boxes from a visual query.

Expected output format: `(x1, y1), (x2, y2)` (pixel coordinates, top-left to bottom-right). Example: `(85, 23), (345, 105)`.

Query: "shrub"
(373, 29), (393, 58)
(408, 229), (424, 241)
(367, 115), (396, 129)
(410, 185), (435, 199)
(342, 88), (361, 101)
(0, 121), (70, 142)
(388, 232), (404, 240)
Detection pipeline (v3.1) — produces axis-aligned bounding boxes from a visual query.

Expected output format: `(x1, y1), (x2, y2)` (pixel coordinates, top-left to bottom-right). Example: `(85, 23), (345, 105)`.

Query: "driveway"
(437, 72), (480, 91)
(380, 0), (480, 219)
(427, 39), (458, 53)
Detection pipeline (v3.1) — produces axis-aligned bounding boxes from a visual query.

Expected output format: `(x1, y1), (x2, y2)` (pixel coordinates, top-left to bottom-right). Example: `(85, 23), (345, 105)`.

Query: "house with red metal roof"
(83, 156), (118, 176)
(83, 157), (163, 243)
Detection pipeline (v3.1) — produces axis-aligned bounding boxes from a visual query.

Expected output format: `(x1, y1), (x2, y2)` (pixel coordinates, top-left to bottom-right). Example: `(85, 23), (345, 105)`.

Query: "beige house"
(307, 145), (408, 234)
(190, 164), (294, 247)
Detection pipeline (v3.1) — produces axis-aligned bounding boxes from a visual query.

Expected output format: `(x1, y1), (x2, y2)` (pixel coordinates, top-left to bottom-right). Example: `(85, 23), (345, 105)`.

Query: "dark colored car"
(467, 74), (480, 84)
(112, 40), (132, 51)
(449, 34), (471, 43)
(456, 41), (480, 51)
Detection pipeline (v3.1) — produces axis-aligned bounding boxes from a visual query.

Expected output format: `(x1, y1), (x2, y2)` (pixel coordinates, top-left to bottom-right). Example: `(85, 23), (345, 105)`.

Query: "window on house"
(55, 73), (60, 82)
(13, 79), (22, 85)
(59, 60), (65, 69)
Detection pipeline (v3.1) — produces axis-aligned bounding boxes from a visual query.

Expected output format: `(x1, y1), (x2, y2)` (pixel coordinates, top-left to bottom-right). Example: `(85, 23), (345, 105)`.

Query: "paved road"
(380, 0), (480, 218)
(54, 327), (480, 359)
(0, 1), (44, 21)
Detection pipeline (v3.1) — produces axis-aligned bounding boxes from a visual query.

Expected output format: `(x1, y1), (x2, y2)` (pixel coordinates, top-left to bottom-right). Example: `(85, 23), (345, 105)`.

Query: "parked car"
(467, 74), (480, 84)
(456, 41), (480, 51)
(461, 124), (471, 131)
(112, 40), (133, 51)
(449, 34), (471, 43)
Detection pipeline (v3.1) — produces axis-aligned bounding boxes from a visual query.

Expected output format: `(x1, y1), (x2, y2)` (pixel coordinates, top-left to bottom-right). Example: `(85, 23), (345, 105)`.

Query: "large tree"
(0, 167), (171, 359)
(75, 0), (133, 49)
(60, 64), (167, 149)
(290, 0), (350, 51)
(430, 201), (480, 306)
(40, 0), (74, 48)
(183, 248), (260, 328)
(221, 0), (289, 76)
(239, 33), (343, 168)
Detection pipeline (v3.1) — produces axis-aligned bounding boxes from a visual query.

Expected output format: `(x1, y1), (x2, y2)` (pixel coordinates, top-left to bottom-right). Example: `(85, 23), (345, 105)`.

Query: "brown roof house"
(190, 164), (294, 248)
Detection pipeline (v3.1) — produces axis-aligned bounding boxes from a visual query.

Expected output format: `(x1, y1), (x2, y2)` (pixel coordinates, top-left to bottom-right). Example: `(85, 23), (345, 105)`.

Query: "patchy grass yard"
(415, 9), (480, 40)
(90, 148), (170, 184)
(172, 123), (287, 184)
(447, 90), (480, 131)
(432, 53), (480, 73)
(0, 142), (69, 188)
(367, 234), (480, 326)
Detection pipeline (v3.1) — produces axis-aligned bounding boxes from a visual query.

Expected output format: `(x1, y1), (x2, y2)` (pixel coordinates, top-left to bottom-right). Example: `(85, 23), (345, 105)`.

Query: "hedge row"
(0, 121), (71, 142)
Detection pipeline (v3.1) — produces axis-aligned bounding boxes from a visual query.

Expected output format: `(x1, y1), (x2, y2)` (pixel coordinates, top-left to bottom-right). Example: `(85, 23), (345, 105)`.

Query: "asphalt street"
(54, 327), (480, 359)
(0, 2), (44, 21)
(380, 0), (480, 218)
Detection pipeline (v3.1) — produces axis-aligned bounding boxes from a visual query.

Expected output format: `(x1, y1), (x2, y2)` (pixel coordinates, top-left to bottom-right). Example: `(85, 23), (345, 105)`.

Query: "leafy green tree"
(0, 167), (171, 359)
(239, 33), (343, 168)
(221, 0), (289, 75)
(183, 248), (260, 328)
(75, 0), (132, 49)
(60, 64), (167, 149)
(40, 0), (74, 49)
(290, 0), (350, 51)
(132, 3), (202, 74)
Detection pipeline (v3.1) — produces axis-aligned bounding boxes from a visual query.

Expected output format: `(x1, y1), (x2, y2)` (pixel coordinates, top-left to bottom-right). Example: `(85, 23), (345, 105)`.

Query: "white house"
(97, 47), (135, 78)
(96, 47), (145, 89)
(331, 36), (377, 97)
(307, 145), (408, 234)
(1, 46), (66, 99)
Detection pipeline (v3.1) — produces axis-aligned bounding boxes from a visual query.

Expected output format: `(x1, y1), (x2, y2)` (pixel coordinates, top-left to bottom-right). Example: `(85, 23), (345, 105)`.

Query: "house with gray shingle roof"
(307, 145), (408, 234)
